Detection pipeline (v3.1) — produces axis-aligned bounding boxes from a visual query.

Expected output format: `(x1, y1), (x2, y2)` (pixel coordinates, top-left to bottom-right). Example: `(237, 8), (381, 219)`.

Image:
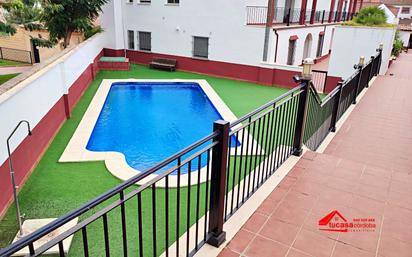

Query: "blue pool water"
(86, 82), (230, 174)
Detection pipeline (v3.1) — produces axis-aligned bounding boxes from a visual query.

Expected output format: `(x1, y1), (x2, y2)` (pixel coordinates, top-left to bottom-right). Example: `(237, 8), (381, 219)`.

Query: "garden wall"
(328, 26), (396, 79)
(0, 33), (108, 217)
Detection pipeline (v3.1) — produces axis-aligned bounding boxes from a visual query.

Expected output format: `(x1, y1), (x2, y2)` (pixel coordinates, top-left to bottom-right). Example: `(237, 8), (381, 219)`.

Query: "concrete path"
(218, 52), (412, 257)
(0, 66), (32, 75)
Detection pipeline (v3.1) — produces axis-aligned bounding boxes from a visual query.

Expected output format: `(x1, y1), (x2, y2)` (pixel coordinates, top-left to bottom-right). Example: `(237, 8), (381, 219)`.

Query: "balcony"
(246, 6), (356, 26)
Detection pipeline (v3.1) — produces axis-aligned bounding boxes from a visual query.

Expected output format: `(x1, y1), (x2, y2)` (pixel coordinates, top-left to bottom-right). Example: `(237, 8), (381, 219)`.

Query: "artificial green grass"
(0, 59), (26, 67)
(0, 64), (290, 256)
(0, 73), (20, 85)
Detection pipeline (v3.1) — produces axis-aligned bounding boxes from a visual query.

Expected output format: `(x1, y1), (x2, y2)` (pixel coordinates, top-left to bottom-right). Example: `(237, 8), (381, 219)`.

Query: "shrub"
(392, 30), (404, 57)
(353, 6), (387, 26)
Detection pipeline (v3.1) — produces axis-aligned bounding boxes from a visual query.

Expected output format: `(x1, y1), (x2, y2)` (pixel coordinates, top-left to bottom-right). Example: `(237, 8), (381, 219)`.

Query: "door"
(302, 34), (313, 61)
(31, 39), (40, 63)
(409, 33), (412, 48)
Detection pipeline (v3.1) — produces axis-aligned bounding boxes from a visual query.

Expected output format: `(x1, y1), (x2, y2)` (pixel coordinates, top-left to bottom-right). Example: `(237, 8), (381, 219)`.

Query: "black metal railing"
(0, 49), (382, 257)
(0, 47), (33, 64)
(224, 85), (304, 220)
(246, 6), (355, 26)
(303, 49), (382, 150)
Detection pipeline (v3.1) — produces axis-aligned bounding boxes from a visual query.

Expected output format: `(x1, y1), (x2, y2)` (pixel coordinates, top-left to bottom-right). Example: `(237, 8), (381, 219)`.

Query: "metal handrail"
(0, 130), (219, 256)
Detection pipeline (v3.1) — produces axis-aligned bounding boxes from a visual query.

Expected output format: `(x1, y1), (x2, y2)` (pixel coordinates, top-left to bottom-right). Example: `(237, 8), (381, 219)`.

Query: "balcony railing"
(0, 50), (382, 257)
(246, 6), (356, 26)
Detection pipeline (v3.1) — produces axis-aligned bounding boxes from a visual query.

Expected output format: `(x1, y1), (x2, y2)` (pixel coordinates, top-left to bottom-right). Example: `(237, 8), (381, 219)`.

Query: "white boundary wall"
(328, 26), (396, 79)
(0, 32), (110, 165)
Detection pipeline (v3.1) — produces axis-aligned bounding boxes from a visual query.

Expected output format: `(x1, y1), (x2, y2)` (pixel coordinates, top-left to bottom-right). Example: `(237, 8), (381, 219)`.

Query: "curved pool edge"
(59, 79), (263, 187)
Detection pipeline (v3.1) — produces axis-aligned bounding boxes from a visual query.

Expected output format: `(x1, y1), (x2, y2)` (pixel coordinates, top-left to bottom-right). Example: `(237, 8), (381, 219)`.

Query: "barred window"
(401, 7), (410, 14)
(193, 36), (209, 58)
(138, 32), (151, 51)
(127, 30), (135, 50)
(167, 0), (179, 3)
(140, 0), (151, 3)
(316, 34), (324, 58)
(287, 39), (296, 65)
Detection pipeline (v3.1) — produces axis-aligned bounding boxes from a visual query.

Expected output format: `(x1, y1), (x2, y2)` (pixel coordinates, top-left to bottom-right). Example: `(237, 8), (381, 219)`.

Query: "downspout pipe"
(262, 0), (276, 62)
(274, 29), (279, 62)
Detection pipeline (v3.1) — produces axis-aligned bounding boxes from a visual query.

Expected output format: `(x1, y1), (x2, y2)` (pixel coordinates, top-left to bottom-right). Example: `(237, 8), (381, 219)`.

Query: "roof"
(387, 4), (401, 15)
(399, 18), (412, 30)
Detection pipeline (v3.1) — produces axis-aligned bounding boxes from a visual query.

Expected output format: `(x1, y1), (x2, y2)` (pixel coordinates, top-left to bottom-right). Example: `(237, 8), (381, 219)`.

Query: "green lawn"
(0, 59), (26, 67)
(0, 64), (290, 256)
(0, 73), (20, 85)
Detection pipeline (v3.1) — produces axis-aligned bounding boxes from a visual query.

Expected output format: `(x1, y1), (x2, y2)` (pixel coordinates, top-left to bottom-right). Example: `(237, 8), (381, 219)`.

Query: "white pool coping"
(59, 79), (262, 187)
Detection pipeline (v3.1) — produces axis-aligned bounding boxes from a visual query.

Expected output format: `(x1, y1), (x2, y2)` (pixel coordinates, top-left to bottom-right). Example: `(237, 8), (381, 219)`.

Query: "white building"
(101, 0), (358, 88)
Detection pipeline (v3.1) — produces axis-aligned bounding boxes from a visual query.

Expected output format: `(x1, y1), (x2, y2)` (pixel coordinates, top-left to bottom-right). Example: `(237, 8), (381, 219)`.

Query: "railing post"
(292, 58), (313, 156)
(207, 120), (229, 247)
(293, 79), (310, 156)
(287, 8), (291, 26)
(366, 55), (375, 88)
(376, 44), (383, 75)
(330, 82), (343, 132)
(352, 56), (364, 104)
(321, 10), (325, 23)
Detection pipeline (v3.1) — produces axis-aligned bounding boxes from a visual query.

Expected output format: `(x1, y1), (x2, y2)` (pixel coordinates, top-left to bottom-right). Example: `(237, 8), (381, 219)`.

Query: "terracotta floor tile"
(286, 248), (312, 257)
(354, 183), (388, 202)
(332, 242), (375, 257)
(332, 167), (363, 180)
(218, 247), (240, 257)
(359, 174), (391, 190)
(292, 180), (324, 197)
(337, 159), (365, 173)
(338, 230), (379, 253)
(292, 228), (336, 257)
(256, 198), (279, 216)
(302, 151), (317, 161)
(310, 198), (352, 217)
(259, 216), (300, 246)
(243, 212), (268, 233)
(363, 165), (392, 179)
(390, 180), (412, 195)
(327, 176), (359, 192)
(386, 190), (412, 210)
(378, 235), (412, 257)
(278, 176), (298, 190)
(267, 186), (289, 202)
(287, 166), (306, 179)
(281, 190), (317, 211)
(227, 229), (255, 253)
(244, 235), (289, 257)
(391, 171), (412, 184)
(318, 187), (353, 206)
(384, 204), (412, 225)
(272, 202), (309, 226)
(350, 195), (386, 216)
(381, 219), (412, 243)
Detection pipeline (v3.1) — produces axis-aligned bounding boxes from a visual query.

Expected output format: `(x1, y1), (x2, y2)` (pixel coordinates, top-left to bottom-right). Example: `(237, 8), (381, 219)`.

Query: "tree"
(40, 0), (108, 48)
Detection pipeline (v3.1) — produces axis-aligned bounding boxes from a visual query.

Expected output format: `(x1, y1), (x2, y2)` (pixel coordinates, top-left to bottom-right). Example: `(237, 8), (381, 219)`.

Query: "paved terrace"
(218, 52), (412, 257)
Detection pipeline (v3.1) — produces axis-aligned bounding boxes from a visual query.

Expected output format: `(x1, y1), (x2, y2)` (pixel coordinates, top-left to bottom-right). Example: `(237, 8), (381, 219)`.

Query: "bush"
(353, 6), (387, 26)
(392, 30), (404, 57)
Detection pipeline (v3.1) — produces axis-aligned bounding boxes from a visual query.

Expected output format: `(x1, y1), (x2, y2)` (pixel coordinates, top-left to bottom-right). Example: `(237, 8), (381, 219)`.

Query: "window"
(401, 7), (410, 14)
(140, 0), (151, 3)
(138, 31), (151, 51)
(127, 0), (133, 3)
(193, 36), (209, 58)
(167, 0), (179, 3)
(316, 34), (324, 58)
(287, 39), (296, 65)
(127, 30), (135, 50)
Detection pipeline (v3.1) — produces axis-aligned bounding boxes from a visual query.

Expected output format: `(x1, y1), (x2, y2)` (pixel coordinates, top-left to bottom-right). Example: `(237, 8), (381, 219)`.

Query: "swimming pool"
(60, 79), (253, 185)
(86, 82), (234, 173)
